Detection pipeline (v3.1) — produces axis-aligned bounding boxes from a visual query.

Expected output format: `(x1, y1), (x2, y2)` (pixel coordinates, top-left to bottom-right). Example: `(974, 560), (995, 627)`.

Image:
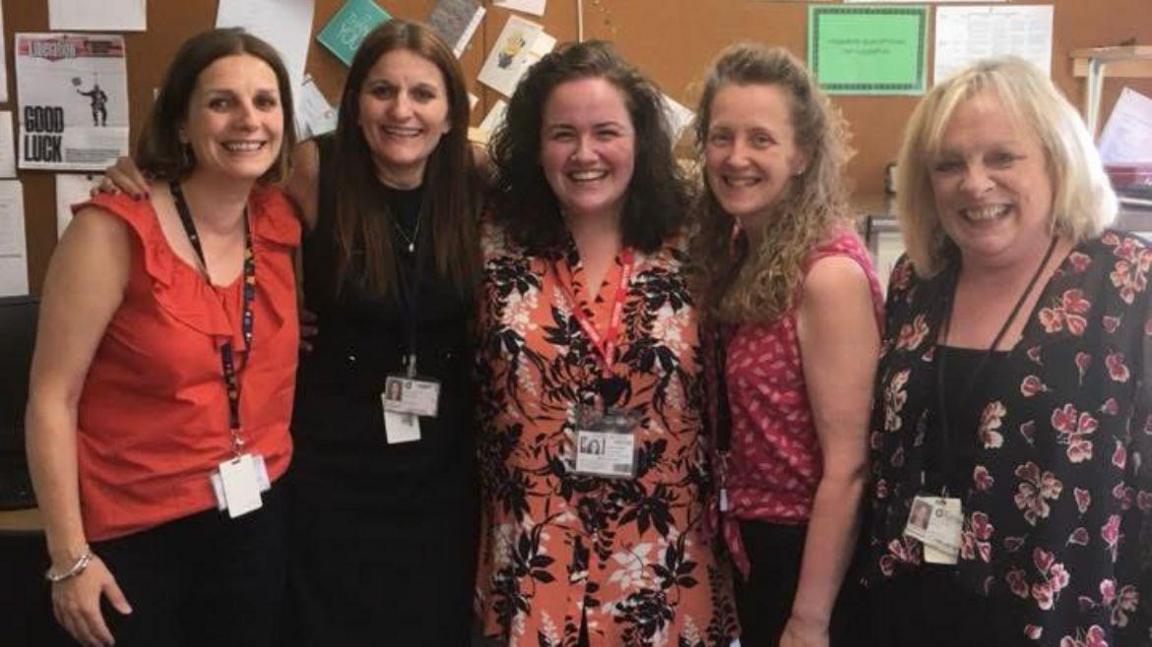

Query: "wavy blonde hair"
(897, 56), (1117, 277)
(690, 43), (853, 324)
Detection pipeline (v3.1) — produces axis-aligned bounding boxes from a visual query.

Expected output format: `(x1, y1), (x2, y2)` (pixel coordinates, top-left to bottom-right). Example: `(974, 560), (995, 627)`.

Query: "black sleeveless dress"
(283, 135), (478, 646)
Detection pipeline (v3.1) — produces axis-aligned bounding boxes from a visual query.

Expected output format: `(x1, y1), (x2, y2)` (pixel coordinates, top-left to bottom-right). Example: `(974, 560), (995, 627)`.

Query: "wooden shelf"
(1070, 45), (1152, 137)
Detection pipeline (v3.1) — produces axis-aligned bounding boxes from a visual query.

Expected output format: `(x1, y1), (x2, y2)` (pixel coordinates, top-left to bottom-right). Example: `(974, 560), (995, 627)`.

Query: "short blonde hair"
(896, 57), (1117, 277)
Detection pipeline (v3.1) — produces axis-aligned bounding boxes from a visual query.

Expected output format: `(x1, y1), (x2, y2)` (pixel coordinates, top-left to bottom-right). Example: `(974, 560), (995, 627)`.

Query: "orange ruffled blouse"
(73, 187), (300, 541)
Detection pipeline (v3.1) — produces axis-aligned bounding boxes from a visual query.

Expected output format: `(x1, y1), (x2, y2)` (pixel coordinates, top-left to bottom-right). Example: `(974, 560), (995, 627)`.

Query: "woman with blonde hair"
(692, 43), (882, 646)
(864, 56), (1151, 646)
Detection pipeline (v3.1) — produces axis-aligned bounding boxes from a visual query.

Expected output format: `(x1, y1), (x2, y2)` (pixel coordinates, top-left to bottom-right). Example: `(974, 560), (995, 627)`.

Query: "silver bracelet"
(45, 548), (93, 583)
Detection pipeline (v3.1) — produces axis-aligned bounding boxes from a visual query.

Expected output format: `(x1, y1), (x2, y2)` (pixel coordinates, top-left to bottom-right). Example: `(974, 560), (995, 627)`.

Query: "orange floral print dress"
(475, 222), (739, 647)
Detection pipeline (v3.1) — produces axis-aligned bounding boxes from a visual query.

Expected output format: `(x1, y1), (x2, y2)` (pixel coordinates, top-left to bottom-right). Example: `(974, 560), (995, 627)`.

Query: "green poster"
(808, 5), (927, 95)
(317, 0), (392, 66)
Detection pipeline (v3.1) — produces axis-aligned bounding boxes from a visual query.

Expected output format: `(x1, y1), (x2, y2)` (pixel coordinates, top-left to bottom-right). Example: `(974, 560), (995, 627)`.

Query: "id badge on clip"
(210, 453), (269, 518)
(381, 374), (440, 444)
(572, 406), (637, 479)
(904, 495), (964, 564)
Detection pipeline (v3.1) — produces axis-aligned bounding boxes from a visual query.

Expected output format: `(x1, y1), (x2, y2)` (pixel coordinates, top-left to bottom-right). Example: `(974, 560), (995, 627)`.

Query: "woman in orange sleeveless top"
(25, 29), (299, 647)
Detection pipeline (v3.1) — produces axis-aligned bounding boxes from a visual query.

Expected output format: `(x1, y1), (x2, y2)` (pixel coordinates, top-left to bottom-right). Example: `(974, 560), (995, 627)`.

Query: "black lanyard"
(170, 181), (255, 443)
(929, 236), (1058, 495)
(394, 196), (429, 378)
(708, 229), (749, 455)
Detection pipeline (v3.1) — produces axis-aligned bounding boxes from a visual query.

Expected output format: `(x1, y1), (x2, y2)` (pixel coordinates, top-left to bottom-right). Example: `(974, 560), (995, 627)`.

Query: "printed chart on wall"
(15, 33), (129, 171)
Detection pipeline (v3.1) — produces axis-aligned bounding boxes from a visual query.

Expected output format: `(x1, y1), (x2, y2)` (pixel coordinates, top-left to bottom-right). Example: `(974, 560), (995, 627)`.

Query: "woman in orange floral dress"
(475, 41), (739, 647)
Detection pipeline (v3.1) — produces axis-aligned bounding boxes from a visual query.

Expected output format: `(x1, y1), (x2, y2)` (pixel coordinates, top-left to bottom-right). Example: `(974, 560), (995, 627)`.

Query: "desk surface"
(0, 507), (43, 533)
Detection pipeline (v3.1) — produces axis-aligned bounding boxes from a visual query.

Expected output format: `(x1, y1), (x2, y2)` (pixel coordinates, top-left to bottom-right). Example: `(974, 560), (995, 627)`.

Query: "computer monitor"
(0, 296), (39, 509)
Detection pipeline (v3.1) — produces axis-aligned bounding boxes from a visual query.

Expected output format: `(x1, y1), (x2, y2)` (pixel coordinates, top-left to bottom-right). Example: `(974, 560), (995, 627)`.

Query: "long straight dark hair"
(330, 20), (480, 299)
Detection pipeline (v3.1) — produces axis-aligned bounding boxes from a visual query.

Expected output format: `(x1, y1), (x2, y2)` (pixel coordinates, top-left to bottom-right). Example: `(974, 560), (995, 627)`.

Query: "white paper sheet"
(660, 94), (695, 144)
(493, 0), (546, 16)
(478, 16), (546, 97)
(298, 74), (337, 140)
(216, 0), (316, 138)
(468, 93), (479, 110)
(0, 181), (28, 297)
(48, 0), (147, 31)
(16, 34), (131, 171)
(1099, 88), (1152, 163)
(428, 0), (486, 58)
(478, 100), (509, 139)
(0, 113), (16, 178)
(55, 173), (103, 238)
(934, 5), (1053, 83)
(0, 5), (8, 104)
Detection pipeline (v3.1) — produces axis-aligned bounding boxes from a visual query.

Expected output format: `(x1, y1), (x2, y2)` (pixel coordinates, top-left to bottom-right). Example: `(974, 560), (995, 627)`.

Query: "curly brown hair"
(488, 40), (689, 255)
(690, 43), (853, 324)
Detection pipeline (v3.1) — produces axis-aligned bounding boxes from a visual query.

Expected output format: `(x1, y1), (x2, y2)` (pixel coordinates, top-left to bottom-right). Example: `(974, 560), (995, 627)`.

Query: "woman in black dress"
(283, 21), (483, 646)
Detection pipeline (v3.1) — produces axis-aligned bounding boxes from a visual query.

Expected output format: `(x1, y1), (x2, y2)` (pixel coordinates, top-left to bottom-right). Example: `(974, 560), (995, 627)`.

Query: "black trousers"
(867, 567), (1032, 647)
(732, 520), (866, 647)
(81, 485), (286, 647)
(282, 496), (478, 647)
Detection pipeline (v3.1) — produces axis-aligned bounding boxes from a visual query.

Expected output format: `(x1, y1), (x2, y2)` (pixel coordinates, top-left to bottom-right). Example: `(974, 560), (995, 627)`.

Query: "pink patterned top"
(721, 229), (884, 578)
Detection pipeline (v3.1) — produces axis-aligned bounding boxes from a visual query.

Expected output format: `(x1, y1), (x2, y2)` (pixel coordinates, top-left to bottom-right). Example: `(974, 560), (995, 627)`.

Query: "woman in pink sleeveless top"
(691, 44), (883, 647)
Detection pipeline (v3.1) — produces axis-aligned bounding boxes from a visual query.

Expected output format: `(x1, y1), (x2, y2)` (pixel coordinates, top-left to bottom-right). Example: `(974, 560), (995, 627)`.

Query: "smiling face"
(929, 90), (1055, 271)
(181, 54), (283, 183)
(539, 77), (636, 224)
(703, 82), (807, 232)
(357, 48), (451, 189)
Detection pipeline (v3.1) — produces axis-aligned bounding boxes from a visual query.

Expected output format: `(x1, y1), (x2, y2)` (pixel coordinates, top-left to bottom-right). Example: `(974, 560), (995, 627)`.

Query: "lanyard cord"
(710, 230), (750, 455)
(170, 181), (254, 454)
(396, 198), (430, 378)
(554, 247), (636, 404)
(930, 236), (1058, 495)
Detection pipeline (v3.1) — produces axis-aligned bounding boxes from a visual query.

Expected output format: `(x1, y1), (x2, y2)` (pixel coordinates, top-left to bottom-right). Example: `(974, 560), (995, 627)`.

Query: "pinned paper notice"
(661, 94), (695, 144)
(0, 180), (28, 297)
(1098, 88), (1152, 163)
(934, 5), (1053, 83)
(428, 0), (486, 58)
(478, 16), (550, 97)
(478, 100), (509, 140)
(493, 0), (546, 17)
(55, 173), (102, 238)
(49, 0), (147, 31)
(317, 0), (391, 66)
(298, 75), (337, 140)
(0, 112), (16, 178)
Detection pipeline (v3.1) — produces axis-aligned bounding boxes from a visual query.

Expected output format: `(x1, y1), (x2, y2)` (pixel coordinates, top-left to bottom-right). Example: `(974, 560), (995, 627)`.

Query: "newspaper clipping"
(16, 33), (129, 171)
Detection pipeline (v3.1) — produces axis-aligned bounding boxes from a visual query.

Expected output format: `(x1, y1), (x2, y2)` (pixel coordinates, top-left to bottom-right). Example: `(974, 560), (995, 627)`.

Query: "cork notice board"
(3, 0), (1150, 293)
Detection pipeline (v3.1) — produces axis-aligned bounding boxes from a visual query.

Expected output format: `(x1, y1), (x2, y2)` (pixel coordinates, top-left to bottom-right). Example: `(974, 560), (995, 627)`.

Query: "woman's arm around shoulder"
(26, 207), (134, 647)
(783, 255), (880, 647)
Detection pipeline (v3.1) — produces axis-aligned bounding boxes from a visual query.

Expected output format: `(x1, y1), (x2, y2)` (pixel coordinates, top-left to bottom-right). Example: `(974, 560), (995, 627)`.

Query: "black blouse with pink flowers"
(865, 231), (1152, 647)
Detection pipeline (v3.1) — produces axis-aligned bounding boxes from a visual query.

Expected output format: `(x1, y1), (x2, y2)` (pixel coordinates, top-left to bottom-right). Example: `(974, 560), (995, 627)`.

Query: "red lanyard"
(554, 248), (635, 376)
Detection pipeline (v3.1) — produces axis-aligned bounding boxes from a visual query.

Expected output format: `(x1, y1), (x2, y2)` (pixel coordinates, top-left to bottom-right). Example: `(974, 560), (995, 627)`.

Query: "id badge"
(211, 453), (264, 518)
(382, 375), (441, 417)
(904, 495), (963, 564)
(572, 406), (637, 478)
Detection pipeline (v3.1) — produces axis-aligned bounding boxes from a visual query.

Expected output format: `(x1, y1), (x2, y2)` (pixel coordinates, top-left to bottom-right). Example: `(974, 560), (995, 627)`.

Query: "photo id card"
(384, 410), (421, 444)
(572, 406), (637, 478)
(382, 375), (441, 417)
(904, 495), (963, 564)
(212, 453), (265, 518)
